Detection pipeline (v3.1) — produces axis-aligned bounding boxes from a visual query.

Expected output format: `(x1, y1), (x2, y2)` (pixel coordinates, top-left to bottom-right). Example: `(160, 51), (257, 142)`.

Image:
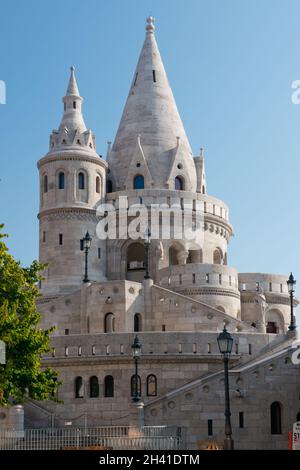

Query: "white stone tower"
(105, 18), (239, 316)
(37, 67), (107, 295)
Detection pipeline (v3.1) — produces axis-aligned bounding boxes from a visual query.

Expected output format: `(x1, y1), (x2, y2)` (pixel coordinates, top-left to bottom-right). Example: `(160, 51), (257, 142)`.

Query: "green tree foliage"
(0, 224), (59, 406)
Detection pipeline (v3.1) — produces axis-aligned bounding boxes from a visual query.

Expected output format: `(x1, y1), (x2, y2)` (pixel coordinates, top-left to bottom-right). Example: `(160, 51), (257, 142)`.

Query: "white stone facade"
(25, 18), (300, 449)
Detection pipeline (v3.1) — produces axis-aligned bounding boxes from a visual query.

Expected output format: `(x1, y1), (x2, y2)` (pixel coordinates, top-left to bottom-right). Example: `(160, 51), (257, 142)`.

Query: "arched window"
(266, 322), (277, 334)
(213, 248), (222, 265)
(75, 376), (84, 398)
(266, 309), (284, 334)
(131, 374), (141, 398)
(43, 175), (48, 193)
(78, 172), (85, 190)
(146, 374), (157, 396)
(134, 313), (142, 332)
(58, 172), (65, 189)
(175, 176), (184, 190)
(133, 175), (144, 189)
(187, 249), (203, 264)
(271, 402), (282, 434)
(169, 246), (179, 266)
(106, 179), (113, 193)
(104, 375), (114, 397)
(96, 176), (100, 194)
(89, 376), (99, 398)
(104, 313), (115, 333)
(127, 243), (145, 270)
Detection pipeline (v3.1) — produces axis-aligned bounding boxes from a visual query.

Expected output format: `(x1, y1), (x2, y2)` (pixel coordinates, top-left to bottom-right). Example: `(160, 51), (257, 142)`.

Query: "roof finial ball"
(70, 65), (75, 72)
(146, 16), (155, 33)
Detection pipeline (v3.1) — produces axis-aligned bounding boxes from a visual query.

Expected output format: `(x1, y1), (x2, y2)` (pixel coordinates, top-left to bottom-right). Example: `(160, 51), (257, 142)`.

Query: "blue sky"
(0, 0), (300, 295)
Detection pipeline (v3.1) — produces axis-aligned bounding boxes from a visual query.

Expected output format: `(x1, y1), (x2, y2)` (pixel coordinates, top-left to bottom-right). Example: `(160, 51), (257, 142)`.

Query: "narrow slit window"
(134, 72), (138, 86)
(208, 419), (213, 436)
(58, 172), (65, 189)
(152, 70), (156, 82)
(42, 231), (46, 242)
(59, 233), (63, 245)
(78, 172), (85, 190)
(80, 239), (84, 251)
(239, 412), (244, 428)
(98, 248), (101, 259)
(96, 176), (100, 193)
(43, 175), (48, 193)
(73, 101), (76, 109)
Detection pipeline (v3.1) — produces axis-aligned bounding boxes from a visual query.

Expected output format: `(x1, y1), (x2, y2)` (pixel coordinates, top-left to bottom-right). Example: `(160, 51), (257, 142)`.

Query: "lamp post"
(131, 335), (142, 402)
(83, 231), (92, 283)
(144, 228), (151, 280)
(287, 273), (296, 331)
(217, 326), (234, 450)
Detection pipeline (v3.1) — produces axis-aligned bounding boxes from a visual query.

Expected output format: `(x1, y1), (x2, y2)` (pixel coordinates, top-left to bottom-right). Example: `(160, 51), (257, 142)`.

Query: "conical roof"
(109, 17), (196, 191)
(59, 66), (86, 133)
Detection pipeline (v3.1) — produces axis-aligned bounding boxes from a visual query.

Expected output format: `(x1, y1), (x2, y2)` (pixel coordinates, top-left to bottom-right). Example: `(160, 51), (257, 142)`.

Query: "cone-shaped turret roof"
(59, 65), (86, 133)
(108, 17), (197, 191)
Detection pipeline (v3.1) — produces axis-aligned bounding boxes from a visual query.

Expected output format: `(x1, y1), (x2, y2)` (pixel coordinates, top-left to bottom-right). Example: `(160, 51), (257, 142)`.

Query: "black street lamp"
(131, 335), (142, 402)
(217, 326), (234, 450)
(144, 228), (151, 280)
(287, 273), (297, 331)
(83, 231), (92, 283)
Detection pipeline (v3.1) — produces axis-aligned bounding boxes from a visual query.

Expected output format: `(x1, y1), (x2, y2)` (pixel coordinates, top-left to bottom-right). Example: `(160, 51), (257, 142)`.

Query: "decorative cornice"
(42, 354), (229, 367)
(240, 291), (299, 307)
(38, 207), (98, 222)
(37, 153), (108, 170)
(176, 287), (240, 299)
(204, 214), (233, 238)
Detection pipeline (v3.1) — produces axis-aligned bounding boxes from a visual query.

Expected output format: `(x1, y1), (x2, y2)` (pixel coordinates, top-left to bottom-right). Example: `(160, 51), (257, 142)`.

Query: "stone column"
(177, 250), (189, 265)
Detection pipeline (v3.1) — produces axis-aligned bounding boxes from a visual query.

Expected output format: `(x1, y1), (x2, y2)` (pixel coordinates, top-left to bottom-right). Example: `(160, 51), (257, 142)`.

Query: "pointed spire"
(109, 18), (197, 191)
(59, 66), (86, 133)
(145, 16), (155, 33)
(66, 65), (80, 96)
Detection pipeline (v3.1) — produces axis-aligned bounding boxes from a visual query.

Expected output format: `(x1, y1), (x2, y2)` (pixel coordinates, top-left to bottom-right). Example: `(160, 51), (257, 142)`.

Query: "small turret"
(37, 67), (107, 296)
(49, 66), (96, 153)
(194, 148), (207, 194)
